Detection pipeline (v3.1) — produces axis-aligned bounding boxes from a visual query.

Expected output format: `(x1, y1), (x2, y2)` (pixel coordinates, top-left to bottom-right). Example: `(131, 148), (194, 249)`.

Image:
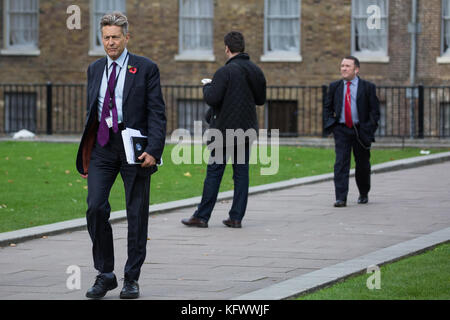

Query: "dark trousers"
(86, 129), (151, 281)
(194, 143), (251, 222)
(333, 124), (371, 201)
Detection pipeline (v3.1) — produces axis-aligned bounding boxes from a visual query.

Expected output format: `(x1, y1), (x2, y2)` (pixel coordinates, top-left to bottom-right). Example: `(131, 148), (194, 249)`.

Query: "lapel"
(122, 53), (138, 107)
(356, 76), (364, 113)
(335, 80), (344, 117)
(89, 57), (107, 111)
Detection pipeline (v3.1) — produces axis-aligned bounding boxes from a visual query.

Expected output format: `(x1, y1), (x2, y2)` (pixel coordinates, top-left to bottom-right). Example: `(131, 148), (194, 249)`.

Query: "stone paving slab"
(2, 152), (450, 247)
(0, 160), (449, 300)
(234, 227), (450, 300)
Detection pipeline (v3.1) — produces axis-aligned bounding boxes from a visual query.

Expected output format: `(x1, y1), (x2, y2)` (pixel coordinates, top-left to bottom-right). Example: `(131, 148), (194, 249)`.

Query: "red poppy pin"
(128, 65), (137, 74)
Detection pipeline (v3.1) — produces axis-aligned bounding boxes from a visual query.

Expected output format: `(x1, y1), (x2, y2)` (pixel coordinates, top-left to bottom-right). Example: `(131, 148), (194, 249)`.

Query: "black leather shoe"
(120, 279), (140, 299)
(358, 195), (369, 204)
(181, 216), (208, 228)
(86, 274), (118, 299)
(334, 200), (347, 208)
(223, 218), (242, 228)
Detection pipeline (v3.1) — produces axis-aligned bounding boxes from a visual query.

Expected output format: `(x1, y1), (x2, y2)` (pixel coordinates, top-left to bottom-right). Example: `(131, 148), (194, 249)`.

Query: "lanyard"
(105, 52), (129, 109)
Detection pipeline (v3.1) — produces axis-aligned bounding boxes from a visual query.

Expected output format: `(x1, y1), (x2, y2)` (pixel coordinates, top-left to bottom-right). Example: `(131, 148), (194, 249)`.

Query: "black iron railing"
(0, 83), (449, 138)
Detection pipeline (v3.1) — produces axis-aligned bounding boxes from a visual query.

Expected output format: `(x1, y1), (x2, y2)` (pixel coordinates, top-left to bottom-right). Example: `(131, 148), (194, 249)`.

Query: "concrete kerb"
(1, 151), (450, 247)
(232, 227), (450, 300)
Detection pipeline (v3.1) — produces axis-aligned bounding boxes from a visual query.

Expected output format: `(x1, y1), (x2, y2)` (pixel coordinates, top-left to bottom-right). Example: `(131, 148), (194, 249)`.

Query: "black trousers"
(86, 129), (151, 281)
(333, 124), (371, 201)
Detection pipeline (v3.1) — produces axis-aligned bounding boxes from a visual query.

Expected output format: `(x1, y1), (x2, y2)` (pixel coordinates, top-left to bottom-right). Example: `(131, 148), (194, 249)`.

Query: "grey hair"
(100, 11), (129, 35)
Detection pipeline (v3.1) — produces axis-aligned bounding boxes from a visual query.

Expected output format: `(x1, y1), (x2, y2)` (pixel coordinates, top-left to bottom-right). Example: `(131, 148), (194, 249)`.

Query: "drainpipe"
(408, 0), (420, 138)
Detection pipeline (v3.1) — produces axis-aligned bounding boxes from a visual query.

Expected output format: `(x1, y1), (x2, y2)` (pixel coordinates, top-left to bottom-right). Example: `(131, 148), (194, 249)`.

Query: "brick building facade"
(1, 0), (449, 85)
(0, 0), (449, 136)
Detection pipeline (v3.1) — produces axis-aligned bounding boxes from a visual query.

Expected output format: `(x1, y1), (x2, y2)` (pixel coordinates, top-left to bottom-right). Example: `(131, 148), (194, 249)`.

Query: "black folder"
(132, 137), (148, 163)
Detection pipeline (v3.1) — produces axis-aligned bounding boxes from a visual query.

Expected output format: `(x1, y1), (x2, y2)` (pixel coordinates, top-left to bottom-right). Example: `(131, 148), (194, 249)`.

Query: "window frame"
(89, 0), (127, 56)
(261, 0), (302, 62)
(351, 0), (390, 63)
(1, 0), (40, 56)
(438, 0), (450, 63)
(175, 0), (215, 62)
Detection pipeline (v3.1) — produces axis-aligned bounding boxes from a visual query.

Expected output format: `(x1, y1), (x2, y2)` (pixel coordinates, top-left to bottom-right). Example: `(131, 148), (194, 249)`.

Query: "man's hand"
(81, 174), (88, 179)
(138, 152), (156, 168)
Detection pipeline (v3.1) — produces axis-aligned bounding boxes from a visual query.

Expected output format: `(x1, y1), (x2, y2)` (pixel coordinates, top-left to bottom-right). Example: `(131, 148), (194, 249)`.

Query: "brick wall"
(0, 0), (448, 87)
(417, 0), (450, 84)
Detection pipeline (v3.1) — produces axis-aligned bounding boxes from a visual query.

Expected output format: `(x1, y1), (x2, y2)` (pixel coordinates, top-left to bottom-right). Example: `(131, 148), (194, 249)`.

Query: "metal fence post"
(322, 84), (328, 137)
(418, 85), (424, 138)
(46, 82), (52, 135)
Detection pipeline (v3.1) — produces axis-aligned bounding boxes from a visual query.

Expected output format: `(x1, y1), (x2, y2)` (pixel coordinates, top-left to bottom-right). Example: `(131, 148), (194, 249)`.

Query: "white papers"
(121, 127), (163, 166)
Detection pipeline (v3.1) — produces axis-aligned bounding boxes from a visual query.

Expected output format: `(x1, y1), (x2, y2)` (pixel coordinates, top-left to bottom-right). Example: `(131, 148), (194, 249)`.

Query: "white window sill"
(0, 49), (40, 56)
(353, 54), (390, 63)
(89, 49), (106, 57)
(260, 53), (302, 62)
(175, 52), (215, 62)
(436, 56), (450, 64)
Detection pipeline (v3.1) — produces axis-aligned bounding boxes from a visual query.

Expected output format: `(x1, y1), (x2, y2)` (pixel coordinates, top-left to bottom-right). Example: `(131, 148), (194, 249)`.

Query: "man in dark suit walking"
(323, 56), (380, 208)
(76, 12), (166, 299)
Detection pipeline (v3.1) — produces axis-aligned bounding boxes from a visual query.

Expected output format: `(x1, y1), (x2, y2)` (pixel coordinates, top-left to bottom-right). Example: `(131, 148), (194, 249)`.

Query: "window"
(266, 100), (298, 137)
(438, 0), (450, 63)
(90, 0), (126, 55)
(175, 0), (214, 61)
(375, 103), (386, 136)
(261, 0), (301, 62)
(440, 103), (450, 137)
(1, 0), (40, 55)
(177, 99), (210, 134)
(351, 0), (389, 62)
(4, 92), (37, 133)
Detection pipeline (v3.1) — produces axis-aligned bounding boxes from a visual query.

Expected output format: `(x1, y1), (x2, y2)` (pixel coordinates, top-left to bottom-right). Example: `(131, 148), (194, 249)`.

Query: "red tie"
(345, 81), (353, 128)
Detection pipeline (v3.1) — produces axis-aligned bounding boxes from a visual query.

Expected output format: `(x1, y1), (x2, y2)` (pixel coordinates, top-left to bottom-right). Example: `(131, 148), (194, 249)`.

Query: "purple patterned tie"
(97, 62), (119, 147)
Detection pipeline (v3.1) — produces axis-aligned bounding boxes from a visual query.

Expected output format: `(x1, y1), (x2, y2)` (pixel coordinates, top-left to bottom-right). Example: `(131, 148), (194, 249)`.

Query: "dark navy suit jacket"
(76, 52), (166, 175)
(323, 76), (380, 145)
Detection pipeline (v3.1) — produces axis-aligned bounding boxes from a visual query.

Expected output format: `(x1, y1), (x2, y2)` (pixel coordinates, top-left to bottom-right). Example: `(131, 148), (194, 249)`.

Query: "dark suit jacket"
(76, 52), (166, 175)
(323, 76), (380, 145)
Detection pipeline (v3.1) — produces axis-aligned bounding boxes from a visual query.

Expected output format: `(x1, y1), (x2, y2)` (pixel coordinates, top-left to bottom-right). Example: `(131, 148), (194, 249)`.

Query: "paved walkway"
(0, 161), (449, 300)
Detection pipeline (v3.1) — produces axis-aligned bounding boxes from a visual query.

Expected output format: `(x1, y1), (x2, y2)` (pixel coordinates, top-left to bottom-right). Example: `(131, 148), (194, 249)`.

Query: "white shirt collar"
(107, 48), (128, 69)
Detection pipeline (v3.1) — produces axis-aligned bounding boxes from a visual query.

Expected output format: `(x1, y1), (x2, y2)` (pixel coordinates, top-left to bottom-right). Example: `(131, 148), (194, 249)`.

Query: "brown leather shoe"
(181, 216), (208, 228)
(223, 218), (242, 228)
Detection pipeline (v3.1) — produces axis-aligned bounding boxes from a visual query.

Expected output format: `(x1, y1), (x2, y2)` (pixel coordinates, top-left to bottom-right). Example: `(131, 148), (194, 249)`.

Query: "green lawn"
(0, 141), (448, 233)
(296, 242), (450, 300)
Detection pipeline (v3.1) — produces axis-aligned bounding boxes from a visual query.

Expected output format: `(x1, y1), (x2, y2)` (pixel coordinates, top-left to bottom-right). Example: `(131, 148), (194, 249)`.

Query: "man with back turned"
(181, 31), (266, 228)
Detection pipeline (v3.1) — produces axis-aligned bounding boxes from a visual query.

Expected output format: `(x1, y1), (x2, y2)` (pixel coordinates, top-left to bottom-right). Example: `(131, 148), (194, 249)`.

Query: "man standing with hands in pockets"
(76, 12), (166, 299)
(323, 56), (380, 208)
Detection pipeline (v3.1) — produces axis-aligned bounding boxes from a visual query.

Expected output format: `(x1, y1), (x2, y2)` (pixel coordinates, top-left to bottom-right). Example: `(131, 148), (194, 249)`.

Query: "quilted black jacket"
(203, 53), (266, 135)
